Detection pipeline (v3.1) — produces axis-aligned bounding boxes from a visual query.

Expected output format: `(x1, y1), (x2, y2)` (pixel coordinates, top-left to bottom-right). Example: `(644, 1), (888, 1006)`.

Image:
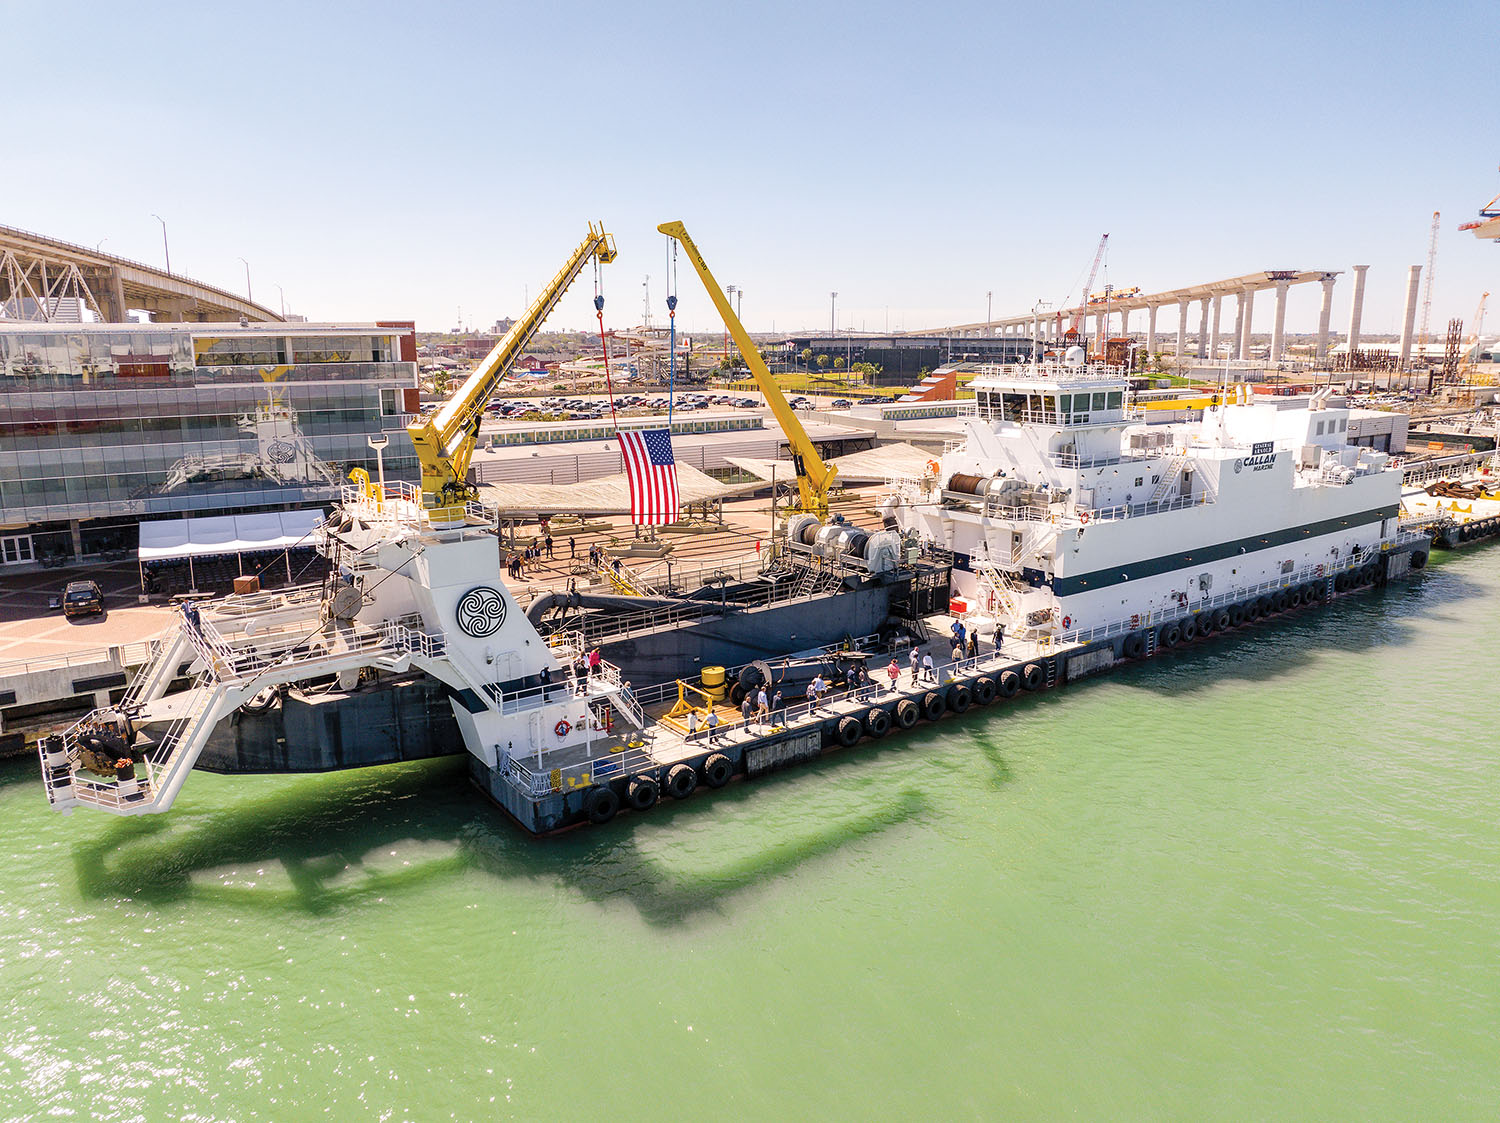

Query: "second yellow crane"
(657, 221), (837, 520)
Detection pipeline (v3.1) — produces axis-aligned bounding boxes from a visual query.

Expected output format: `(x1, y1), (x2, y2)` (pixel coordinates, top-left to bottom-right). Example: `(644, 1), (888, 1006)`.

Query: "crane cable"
(593, 251), (618, 429)
(666, 237), (679, 426)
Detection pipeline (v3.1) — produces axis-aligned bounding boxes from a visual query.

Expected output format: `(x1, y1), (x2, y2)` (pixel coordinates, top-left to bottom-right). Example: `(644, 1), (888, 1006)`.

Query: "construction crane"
(406, 223), (616, 513)
(1459, 292), (1490, 383)
(1418, 211), (1440, 351)
(1067, 234), (1109, 336)
(1458, 175), (1500, 241)
(657, 220), (837, 519)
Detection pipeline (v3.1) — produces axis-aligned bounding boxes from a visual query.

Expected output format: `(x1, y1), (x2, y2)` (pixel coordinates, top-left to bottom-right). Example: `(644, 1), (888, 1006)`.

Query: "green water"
(4, 551), (1499, 1121)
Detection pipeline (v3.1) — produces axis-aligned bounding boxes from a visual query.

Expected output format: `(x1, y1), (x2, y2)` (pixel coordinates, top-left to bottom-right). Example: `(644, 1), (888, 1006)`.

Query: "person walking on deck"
(741, 693), (754, 730)
(908, 646), (920, 682)
(755, 688), (770, 726)
(887, 658), (901, 692)
(705, 710), (719, 743)
(922, 652), (936, 683)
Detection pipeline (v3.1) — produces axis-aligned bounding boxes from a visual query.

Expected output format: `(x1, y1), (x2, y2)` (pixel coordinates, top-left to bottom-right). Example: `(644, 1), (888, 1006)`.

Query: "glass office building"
(0, 321), (417, 565)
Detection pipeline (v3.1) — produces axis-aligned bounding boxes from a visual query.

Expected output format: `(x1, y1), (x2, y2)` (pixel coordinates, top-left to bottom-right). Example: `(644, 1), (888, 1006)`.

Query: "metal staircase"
(596, 558), (656, 596)
(970, 557), (1024, 624)
(1148, 455), (1188, 505)
(1011, 522), (1060, 565)
(41, 607), (457, 817)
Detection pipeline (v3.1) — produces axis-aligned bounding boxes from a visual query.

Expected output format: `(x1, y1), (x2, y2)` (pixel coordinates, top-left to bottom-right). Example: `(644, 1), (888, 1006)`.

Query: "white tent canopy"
(138, 509), (326, 561)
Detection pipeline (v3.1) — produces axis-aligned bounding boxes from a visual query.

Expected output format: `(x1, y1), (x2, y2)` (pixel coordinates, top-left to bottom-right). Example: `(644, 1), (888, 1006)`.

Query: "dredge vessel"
(888, 354), (1430, 652)
(34, 232), (1433, 835)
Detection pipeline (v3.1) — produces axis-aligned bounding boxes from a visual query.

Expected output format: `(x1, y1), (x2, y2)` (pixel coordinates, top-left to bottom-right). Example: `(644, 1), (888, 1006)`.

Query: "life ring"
(927, 459), (941, 478)
(1079, 511), (1090, 525)
(554, 719), (571, 738)
(1315, 564), (1325, 577)
(1061, 615), (1072, 629)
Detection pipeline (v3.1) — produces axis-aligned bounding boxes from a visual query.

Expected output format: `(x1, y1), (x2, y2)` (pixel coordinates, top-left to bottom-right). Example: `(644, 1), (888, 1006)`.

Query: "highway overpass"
(0, 223), (283, 323)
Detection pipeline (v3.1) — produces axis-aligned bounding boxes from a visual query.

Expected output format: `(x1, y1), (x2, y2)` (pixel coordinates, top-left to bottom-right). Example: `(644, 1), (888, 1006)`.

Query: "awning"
(138, 509), (327, 562)
(475, 462), (762, 516)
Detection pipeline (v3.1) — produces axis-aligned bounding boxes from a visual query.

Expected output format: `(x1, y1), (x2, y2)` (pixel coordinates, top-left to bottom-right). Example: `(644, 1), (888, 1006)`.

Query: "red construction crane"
(1067, 234), (1109, 336)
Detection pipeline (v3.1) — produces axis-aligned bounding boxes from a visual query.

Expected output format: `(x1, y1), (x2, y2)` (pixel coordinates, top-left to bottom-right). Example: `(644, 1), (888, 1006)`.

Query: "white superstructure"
(887, 357), (1414, 642)
(39, 481), (643, 817)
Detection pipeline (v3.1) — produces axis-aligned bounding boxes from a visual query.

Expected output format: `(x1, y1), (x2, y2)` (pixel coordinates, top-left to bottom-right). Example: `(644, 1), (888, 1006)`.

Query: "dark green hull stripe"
(1045, 504), (1401, 596)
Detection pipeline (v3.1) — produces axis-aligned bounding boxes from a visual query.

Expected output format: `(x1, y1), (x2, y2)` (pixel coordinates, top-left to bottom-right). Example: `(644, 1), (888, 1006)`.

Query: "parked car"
(62, 579), (104, 620)
(831, 398), (853, 409)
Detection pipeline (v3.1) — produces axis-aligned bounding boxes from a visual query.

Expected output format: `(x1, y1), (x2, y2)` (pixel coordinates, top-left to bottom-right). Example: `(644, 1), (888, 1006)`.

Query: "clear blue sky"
(8, 0), (1497, 337)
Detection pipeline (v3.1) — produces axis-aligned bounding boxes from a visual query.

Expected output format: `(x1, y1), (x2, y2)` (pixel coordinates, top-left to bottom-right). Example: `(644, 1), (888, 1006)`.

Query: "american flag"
(620, 428), (680, 525)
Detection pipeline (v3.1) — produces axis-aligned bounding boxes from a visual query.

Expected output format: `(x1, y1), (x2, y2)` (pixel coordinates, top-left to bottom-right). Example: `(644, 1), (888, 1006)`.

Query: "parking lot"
(482, 388), (882, 422)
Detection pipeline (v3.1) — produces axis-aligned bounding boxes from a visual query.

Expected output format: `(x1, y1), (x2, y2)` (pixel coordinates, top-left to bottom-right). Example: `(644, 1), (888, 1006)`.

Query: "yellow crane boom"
(408, 223), (617, 511)
(657, 220), (836, 518)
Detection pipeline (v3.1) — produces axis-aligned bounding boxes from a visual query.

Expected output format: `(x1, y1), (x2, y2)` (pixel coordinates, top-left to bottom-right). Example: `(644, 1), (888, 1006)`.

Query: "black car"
(63, 580), (105, 619)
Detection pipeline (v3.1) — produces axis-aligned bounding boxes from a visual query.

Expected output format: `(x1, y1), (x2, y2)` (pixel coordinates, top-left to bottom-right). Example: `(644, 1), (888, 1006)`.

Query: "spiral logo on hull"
(267, 440), (297, 463)
(455, 586), (507, 637)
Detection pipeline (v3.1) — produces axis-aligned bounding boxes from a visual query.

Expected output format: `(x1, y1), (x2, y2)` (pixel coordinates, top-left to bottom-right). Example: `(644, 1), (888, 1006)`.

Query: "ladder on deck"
(1148, 455), (1187, 505)
(971, 557), (1024, 624)
(597, 558), (656, 597)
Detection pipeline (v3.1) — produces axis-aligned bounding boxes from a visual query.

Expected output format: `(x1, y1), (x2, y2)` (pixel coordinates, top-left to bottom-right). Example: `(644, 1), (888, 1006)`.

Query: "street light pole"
(151, 214), (170, 275)
(237, 257), (252, 303)
(830, 292), (837, 338)
(367, 433), (389, 499)
(987, 291), (992, 334)
(95, 238), (108, 253)
(275, 284), (286, 317)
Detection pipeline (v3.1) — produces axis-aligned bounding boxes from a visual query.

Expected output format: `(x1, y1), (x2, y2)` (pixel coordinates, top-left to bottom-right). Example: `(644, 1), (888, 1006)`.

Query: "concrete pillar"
(1238, 288), (1255, 361)
(68, 519), (83, 561)
(1346, 264), (1369, 355)
(1176, 299), (1189, 360)
(1146, 303), (1158, 357)
(1270, 280), (1291, 363)
(1095, 312), (1106, 345)
(1316, 274), (1336, 360)
(1398, 264), (1421, 368)
(1209, 295), (1223, 359)
(1197, 298), (1211, 358)
(1230, 293), (1245, 359)
(1119, 308), (1130, 337)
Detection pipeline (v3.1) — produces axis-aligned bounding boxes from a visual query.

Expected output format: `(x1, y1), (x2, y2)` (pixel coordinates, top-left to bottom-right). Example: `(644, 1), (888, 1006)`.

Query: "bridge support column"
(1270, 280), (1291, 363)
(1398, 264), (1421, 368)
(1208, 295), (1223, 359)
(1316, 274), (1336, 360)
(1146, 303), (1158, 358)
(1197, 298), (1210, 358)
(1346, 264), (1369, 355)
(1176, 299), (1189, 361)
(1238, 288), (1255, 361)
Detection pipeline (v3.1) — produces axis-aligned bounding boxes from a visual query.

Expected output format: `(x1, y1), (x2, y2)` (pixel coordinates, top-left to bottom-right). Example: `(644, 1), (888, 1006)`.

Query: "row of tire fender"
(1121, 567), (1391, 660)
(584, 750), (736, 824)
(832, 663), (1045, 745)
(584, 659), (1053, 825)
(1458, 520), (1497, 542)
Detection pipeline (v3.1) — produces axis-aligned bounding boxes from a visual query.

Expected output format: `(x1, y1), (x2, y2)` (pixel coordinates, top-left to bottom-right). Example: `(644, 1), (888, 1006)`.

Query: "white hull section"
(886, 363), (1417, 642)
